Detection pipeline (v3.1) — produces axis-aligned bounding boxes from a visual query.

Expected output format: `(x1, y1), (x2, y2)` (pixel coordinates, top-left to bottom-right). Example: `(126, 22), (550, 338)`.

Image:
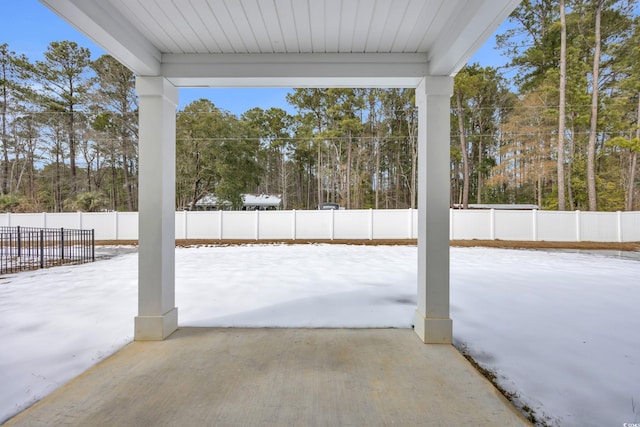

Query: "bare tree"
(587, 0), (604, 211)
(557, 0), (567, 210)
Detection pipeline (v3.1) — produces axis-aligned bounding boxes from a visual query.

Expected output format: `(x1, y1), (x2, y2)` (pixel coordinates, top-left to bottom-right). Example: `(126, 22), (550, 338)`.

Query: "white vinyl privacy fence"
(1, 209), (639, 242)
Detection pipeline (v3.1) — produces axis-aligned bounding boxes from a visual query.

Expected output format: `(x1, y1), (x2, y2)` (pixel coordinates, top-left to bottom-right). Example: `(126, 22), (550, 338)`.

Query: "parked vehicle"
(317, 203), (340, 210)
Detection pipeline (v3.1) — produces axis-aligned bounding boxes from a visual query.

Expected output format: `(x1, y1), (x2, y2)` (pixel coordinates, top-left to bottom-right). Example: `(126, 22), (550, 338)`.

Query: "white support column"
(414, 76), (453, 344)
(134, 76), (179, 341)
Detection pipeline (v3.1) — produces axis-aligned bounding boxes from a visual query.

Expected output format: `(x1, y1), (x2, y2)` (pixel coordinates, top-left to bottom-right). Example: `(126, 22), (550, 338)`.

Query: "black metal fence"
(0, 226), (95, 274)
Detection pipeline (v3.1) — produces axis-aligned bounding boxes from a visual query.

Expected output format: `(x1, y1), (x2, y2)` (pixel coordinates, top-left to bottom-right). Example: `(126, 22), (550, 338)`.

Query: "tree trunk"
(317, 142), (322, 206)
(627, 93), (640, 211)
(280, 148), (287, 210)
(1, 62), (8, 195)
(55, 146), (62, 212)
(455, 89), (470, 208)
(68, 77), (77, 194)
(408, 113), (417, 209)
(568, 113), (576, 210)
(586, 0), (603, 211)
(329, 148), (335, 204)
(537, 175), (543, 208)
(395, 148), (400, 208)
(628, 151), (638, 211)
(190, 150), (201, 209)
(346, 132), (351, 209)
(375, 137), (380, 209)
(410, 133), (417, 209)
(476, 139), (483, 204)
(298, 165), (304, 208)
(355, 141), (363, 208)
(557, 0), (567, 210)
(111, 161), (117, 210)
(121, 113), (134, 210)
(86, 154), (91, 191)
(307, 159), (312, 208)
(122, 150), (134, 211)
(27, 135), (36, 199)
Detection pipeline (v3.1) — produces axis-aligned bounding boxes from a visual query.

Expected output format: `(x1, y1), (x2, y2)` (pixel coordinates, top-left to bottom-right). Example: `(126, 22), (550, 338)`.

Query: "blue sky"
(2, 0), (509, 116)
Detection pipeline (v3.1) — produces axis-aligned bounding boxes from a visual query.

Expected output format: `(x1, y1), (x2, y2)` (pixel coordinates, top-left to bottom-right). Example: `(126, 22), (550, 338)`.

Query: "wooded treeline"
(2, 0), (639, 212)
(1, 42), (138, 213)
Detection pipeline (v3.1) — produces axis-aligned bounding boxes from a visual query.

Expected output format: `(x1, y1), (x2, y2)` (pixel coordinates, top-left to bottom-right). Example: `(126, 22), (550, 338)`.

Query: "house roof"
(196, 194), (282, 207)
(40, 0), (520, 88)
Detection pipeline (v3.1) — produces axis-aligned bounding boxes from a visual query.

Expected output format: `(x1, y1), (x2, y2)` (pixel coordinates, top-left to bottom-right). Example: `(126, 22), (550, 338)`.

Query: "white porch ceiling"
(40, 0), (520, 88)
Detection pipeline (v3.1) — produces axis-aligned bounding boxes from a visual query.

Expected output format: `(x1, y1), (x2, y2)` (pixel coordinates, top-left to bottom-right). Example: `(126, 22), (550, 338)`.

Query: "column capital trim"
(135, 76), (179, 106)
(416, 76), (454, 100)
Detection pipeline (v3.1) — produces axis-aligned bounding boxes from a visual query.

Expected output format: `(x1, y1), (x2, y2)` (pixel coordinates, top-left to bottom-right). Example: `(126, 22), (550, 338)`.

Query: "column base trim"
(414, 311), (452, 344)
(135, 307), (178, 341)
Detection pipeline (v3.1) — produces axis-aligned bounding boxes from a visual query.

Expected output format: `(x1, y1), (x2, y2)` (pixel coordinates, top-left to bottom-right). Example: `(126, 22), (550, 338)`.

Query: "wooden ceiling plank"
(376, 0), (411, 52)
(173, 0), (219, 53)
(110, 0), (173, 53)
(256, 0), (288, 53)
(242, 0), (276, 53)
(364, 0), (389, 52)
(189, 0), (234, 53)
(214, 0), (250, 53)
(273, 0), (300, 53)
(349, 0), (374, 52)
(390, 0), (435, 52)
(290, 0), (313, 53)
(323, 0), (341, 53)
(163, 0), (209, 53)
(416, 0), (459, 53)
(308, 0), (326, 52)
(337, 0), (359, 52)
(137, 0), (189, 53)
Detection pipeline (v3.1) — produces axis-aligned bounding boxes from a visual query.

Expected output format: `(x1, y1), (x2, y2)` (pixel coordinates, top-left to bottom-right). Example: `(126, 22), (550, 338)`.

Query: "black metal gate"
(0, 226), (95, 274)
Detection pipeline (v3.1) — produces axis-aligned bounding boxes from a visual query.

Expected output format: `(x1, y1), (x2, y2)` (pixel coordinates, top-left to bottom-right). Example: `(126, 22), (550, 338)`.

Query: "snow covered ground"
(0, 244), (638, 426)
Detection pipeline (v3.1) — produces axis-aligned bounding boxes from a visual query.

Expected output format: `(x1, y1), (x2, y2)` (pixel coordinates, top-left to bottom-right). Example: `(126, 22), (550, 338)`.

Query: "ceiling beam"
(162, 53), (429, 88)
(40, 0), (161, 75)
(428, 0), (520, 75)
(40, 0), (521, 84)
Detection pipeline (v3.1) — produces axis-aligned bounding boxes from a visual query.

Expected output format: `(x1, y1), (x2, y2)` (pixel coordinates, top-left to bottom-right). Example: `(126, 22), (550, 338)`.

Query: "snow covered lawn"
(0, 244), (638, 426)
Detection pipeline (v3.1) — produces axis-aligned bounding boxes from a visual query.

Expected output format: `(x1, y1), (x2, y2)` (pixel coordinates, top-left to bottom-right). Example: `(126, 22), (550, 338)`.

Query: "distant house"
(191, 194), (282, 211)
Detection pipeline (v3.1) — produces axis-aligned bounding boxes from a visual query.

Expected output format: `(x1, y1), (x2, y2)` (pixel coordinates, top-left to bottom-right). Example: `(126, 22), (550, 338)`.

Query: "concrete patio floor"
(4, 328), (530, 426)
